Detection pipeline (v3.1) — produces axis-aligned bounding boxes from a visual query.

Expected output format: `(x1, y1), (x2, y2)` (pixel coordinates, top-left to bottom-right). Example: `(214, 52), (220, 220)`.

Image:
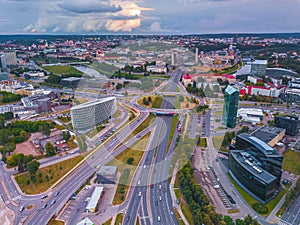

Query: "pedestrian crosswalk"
(278, 220), (291, 225)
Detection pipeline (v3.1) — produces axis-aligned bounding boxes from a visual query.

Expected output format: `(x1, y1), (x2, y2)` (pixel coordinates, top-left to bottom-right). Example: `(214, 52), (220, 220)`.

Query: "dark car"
(54, 191), (60, 197)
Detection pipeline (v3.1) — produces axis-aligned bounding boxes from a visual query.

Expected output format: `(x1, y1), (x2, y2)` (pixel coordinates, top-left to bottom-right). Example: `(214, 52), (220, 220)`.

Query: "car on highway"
(19, 206), (25, 212)
(50, 200), (56, 205)
(138, 191), (142, 197)
(41, 194), (48, 199)
(159, 196), (162, 201)
(41, 204), (47, 209)
(126, 216), (130, 222)
(54, 191), (60, 197)
(150, 184), (154, 188)
(158, 216), (161, 222)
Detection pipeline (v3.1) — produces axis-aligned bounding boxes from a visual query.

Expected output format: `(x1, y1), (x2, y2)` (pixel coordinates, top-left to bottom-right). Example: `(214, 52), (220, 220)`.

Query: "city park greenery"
(0, 91), (22, 104)
(277, 178), (300, 217)
(15, 155), (83, 194)
(0, 120), (53, 162)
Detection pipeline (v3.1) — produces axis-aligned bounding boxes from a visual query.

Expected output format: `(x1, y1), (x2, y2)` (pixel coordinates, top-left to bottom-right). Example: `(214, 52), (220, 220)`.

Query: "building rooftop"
(238, 133), (282, 157)
(230, 150), (277, 184)
(251, 60), (268, 65)
(224, 85), (239, 95)
(61, 77), (83, 81)
(251, 126), (285, 144)
(97, 166), (117, 178)
(238, 108), (264, 117)
(86, 186), (103, 211)
(71, 97), (115, 110)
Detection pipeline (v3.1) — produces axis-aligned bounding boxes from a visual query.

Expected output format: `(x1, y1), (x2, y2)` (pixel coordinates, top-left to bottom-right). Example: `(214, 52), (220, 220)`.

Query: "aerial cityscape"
(0, 1), (300, 225)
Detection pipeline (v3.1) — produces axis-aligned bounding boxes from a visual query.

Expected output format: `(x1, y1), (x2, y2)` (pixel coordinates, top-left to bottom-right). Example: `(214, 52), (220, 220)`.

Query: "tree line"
(177, 162), (260, 225)
(0, 120), (53, 162)
(0, 91), (22, 103)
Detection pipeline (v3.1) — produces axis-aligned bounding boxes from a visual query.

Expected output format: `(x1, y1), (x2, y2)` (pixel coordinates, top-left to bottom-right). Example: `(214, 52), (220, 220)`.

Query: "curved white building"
(70, 97), (116, 133)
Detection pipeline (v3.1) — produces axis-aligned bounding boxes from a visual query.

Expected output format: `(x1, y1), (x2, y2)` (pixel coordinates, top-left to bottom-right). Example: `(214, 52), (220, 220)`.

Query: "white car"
(138, 191), (142, 197)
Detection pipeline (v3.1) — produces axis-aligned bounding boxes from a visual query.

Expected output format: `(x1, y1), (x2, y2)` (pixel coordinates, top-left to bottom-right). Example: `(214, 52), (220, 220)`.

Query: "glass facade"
(229, 150), (278, 203)
(275, 116), (300, 136)
(71, 97), (116, 133)
(251, 60), (267, 76)
(235, 133), (283, 184)
(223, 85), (239, 128)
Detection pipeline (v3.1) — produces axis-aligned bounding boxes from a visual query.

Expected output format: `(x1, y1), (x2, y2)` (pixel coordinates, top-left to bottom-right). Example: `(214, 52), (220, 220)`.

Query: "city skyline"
(1, 0), (300, 34)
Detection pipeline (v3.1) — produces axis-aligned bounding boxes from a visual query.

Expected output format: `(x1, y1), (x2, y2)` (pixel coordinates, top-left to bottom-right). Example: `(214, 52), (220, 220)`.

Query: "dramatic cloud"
(0, 0), (300, 33)
(105, 18), (141, 32)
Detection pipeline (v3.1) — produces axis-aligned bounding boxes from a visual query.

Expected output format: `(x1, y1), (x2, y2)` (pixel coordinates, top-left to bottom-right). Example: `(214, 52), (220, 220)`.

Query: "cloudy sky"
(0, 0), (300, 34)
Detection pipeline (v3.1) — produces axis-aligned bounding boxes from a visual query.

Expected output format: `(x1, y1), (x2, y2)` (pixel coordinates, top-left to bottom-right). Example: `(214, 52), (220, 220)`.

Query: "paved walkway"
(0, 195), (15, 225)
(170, 160), (189, 225)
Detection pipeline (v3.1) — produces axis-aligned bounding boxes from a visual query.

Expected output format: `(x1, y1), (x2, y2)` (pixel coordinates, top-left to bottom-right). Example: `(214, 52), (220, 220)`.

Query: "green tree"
(127, 157), (134, 165)
(27, 160), (40, 177)
(63, 131), (71, 141)
(45, 141), (56, 156)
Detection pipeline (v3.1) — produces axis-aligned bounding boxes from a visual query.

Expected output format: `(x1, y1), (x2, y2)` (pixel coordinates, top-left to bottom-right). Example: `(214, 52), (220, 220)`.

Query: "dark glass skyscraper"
(223, 85), (239, 128)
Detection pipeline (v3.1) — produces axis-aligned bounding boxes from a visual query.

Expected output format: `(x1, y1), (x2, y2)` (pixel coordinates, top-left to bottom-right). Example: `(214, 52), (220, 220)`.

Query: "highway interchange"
(0, 67), (299, 225)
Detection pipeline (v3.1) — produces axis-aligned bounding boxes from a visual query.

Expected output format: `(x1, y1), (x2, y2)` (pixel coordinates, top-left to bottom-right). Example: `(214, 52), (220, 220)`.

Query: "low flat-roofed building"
(97, 166), (118, 184)
(251, 126), (285, 147)
(77, 218), (94, 225)
(238, 108), (264, 124)
(229, 150), (278, 203)
(86, 186), (103, 213)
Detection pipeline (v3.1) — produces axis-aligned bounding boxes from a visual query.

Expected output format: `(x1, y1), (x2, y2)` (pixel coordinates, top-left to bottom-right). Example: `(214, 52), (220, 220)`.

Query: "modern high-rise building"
(70, 97), (116, 133)
(250, 60), (267, 77)
(0, 51), (18, 68)
(222, 85), (239, 128)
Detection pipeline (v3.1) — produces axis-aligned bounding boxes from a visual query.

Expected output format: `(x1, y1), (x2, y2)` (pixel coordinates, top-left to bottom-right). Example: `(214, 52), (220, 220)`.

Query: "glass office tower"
(223, 85), (239, 128)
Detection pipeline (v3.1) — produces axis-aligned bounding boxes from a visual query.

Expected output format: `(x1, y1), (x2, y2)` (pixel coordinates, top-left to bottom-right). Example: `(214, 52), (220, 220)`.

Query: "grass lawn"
(152, 96), (163, 108)
(15, 156), (83, 194)
(168, 114), (179, 151)
(174, 208), (185, 225)
(136, 217), (140, 225)
(42, 65), (83, 77)
(174, 190), (195, 225)
(174, 96), (197, 109)
(214, 111), (223, 118)
(212, 136), (223, 150)
(115, 213), (124, 225)
(112, 109), (122, 119)
(282, 150), (300, 175)
(103, 218), (112, 225)
(130, 133), (151, 151)
(107, 134), (149, 205)
(227, 173), (285, 216)
(47, 220), (64, 225)
(133, 113), (156, 136)
(197, 137), (207, 147)
(90, 62), (119, 75)
(137, 95), (163, 108)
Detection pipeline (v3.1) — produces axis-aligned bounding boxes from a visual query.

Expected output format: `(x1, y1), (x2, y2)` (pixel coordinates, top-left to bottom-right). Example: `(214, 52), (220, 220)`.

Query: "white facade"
(71, 97), (116, 133)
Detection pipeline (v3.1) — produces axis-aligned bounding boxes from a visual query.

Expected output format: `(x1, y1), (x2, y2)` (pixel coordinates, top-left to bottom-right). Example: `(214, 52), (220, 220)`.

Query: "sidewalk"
(170, 160), (189, 225)
(0, 193), (15, 225)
